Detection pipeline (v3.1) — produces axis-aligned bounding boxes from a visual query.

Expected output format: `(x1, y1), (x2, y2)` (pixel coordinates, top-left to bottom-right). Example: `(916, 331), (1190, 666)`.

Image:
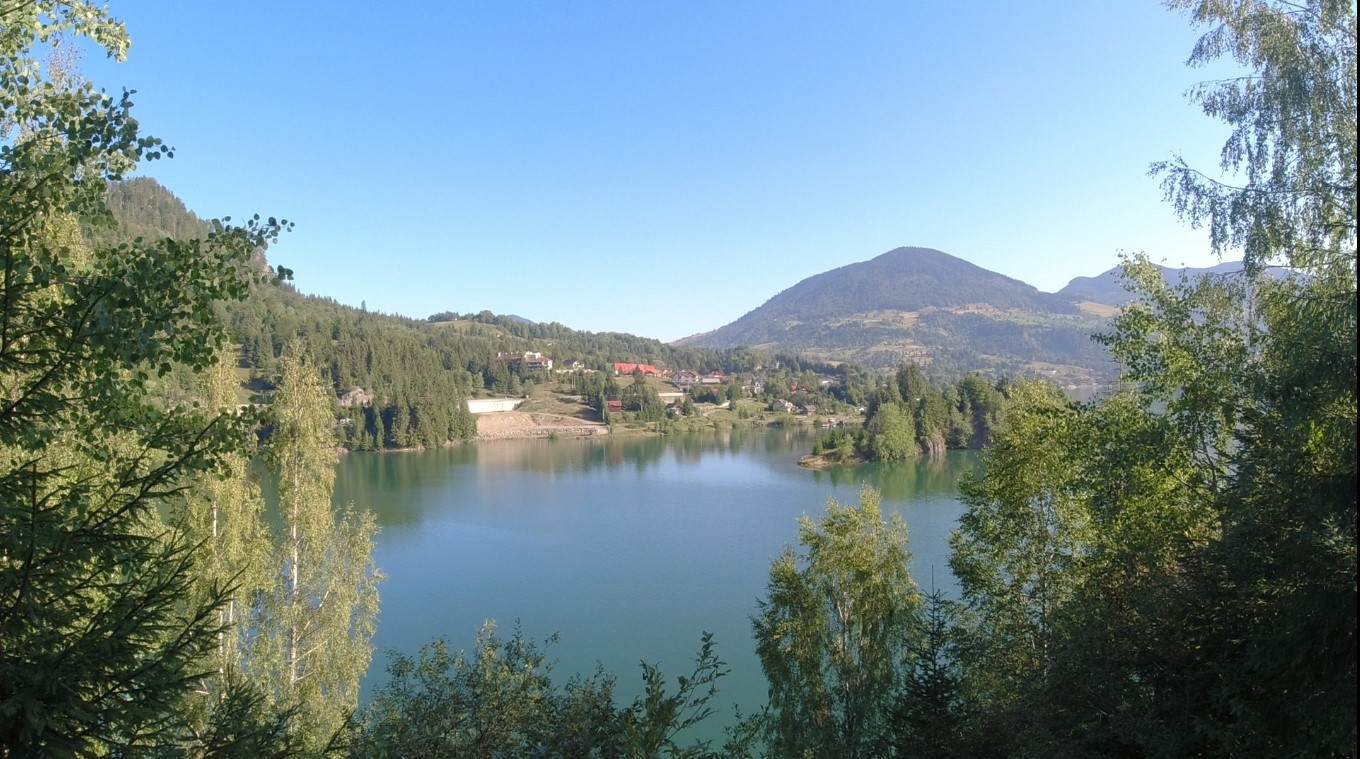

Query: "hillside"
(92, 178), (805, 447)
(678, 247), (1113, 383)
(1057, 260), (1254, 305)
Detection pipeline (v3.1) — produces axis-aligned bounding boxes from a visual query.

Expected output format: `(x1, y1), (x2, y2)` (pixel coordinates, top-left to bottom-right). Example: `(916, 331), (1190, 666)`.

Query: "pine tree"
(0, 4), (289, 752)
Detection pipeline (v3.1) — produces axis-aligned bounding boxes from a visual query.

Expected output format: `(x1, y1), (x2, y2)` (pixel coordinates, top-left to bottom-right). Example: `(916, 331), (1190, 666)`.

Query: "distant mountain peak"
(729, 246), (1076, 325)
(678, 246), (1107, 381)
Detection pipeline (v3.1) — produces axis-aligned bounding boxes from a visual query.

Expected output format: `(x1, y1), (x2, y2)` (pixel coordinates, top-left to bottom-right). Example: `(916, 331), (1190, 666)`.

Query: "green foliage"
(886, 590), (972, 759)
(856, 364), (1015, 462)
(948, 380), (1093, 709)
(753, 486), (920, 758)
(1155, 0), (1356, 272)
(866, 402), (917, 461)
(258, 350), (381, 750)
(173, 350), (278, 739)
(941, 3), (1357, 753)
(0, 4), (291, 753)
(622, 373), (661, 412)
(353, 623), (757, 758)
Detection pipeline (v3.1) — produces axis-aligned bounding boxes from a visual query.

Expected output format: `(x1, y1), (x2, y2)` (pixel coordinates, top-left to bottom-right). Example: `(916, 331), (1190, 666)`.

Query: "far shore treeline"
(1, 1), (1353, 758)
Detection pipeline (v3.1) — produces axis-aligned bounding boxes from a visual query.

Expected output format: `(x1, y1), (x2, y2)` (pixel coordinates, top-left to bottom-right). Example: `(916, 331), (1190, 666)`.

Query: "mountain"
(1057, 260), (1253, 305)
(737, 246), (1079, 322)
(677, 247), (1114, 383)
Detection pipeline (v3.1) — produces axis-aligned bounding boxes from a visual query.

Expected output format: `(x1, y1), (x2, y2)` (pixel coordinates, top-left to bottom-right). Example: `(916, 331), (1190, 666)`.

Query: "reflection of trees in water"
(813, 453), (978, 503)
(476, 436), (672, 476)
(336, 431), (966, 533)
(332, 446), (478, 529)
(626, 436), (668, 473)
(669, 433), (710, 463)
(535, 428), (816, 476)
(763, 426), (814, 455)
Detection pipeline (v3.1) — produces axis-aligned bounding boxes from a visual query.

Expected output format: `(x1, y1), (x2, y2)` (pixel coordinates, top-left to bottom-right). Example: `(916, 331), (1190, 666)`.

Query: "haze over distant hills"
(1057, 260), (1255, 305)
(677, 246), (1250, 385)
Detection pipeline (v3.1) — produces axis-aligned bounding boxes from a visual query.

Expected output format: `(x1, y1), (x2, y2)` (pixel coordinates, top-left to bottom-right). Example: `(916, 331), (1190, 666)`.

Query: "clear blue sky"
(80, 1), (1239, 342)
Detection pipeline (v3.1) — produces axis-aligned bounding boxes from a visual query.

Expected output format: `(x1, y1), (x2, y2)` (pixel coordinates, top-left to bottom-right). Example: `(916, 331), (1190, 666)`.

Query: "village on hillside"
(463, 352), (852, 439)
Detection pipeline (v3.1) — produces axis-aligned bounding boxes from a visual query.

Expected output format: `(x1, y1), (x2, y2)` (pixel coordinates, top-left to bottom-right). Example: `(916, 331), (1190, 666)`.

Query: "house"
(499, 351), (553, 372)
(699, 371), (723, 386)
(521, 352), (553, 372)
(613, 362), (659, 376)
(606, 400), (623, 412)
(675, 370), (700, 387)
(556, 359), (586, 373)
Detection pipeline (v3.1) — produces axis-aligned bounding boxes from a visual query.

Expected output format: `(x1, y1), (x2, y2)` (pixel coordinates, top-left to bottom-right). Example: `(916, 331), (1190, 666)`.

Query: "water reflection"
(340, 430), (975, 542)
(364, 427), (823, 483)
(341, 428), (977, 743)
(812, 454), (972, 502)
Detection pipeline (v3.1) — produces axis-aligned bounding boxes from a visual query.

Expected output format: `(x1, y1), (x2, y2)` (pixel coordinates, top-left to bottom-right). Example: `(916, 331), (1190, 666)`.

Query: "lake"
(336, 427), (977, 737)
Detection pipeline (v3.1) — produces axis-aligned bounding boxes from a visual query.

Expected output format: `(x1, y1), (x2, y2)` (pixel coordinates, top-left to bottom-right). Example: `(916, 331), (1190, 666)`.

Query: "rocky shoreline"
(472, 411), (609, 440)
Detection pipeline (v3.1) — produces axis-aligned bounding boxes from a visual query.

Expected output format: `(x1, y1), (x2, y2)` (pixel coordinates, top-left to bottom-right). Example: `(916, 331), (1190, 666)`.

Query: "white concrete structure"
(467, 398), (524, 414)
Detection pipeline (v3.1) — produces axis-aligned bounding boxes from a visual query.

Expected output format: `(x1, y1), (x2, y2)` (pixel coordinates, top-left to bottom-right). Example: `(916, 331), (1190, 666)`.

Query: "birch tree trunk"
(261, 347), (381, 749)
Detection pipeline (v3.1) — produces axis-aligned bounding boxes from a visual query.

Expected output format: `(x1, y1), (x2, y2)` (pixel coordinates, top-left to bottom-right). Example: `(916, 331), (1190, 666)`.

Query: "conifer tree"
(0, 3), (289, 752)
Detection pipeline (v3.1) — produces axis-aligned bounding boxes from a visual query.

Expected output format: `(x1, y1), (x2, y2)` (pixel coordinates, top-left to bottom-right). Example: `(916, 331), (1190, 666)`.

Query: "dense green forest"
(1, 1), (1352, 757)
(809, 364), (1014, 463)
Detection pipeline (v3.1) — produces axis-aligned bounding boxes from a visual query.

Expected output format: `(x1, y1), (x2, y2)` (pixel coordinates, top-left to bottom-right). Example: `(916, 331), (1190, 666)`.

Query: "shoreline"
(344, 411), (855, 453)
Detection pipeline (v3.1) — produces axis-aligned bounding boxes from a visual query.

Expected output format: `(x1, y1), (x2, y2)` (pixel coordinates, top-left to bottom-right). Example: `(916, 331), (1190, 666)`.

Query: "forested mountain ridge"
(678, 246), (1114, 383)
(84, 176), (213, 246)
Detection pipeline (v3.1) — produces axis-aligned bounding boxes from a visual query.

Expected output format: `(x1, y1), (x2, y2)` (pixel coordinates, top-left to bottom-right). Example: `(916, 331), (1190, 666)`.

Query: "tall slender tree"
(258, 348), (380, 749)
(948, 380), (1093, 711)
(175, 348), (273, 693)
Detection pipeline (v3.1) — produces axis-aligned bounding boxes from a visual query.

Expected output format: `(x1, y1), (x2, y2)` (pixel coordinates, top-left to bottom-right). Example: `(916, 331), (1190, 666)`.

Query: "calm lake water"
(336, 427), (976, 735)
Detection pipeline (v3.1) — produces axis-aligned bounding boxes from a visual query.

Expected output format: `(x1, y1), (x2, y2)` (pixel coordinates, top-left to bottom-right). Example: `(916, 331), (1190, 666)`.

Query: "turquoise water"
(336, 428), (976, 735)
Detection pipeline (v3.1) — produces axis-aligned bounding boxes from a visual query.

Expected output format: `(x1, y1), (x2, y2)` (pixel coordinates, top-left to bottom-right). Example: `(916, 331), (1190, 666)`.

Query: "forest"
(0, 1), (1353, 757)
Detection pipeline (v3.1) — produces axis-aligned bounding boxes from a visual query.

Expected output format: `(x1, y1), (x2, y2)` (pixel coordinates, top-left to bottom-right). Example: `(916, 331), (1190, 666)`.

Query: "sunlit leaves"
(754, 485), (919, 759)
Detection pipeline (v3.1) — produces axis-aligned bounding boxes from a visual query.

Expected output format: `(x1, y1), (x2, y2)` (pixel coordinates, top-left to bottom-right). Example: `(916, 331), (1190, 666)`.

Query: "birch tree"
(259, 348), (380, 749)
(753, 485), (919, 759)
(947, 379), (1093, 707)
(175, 348), (272, 688)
